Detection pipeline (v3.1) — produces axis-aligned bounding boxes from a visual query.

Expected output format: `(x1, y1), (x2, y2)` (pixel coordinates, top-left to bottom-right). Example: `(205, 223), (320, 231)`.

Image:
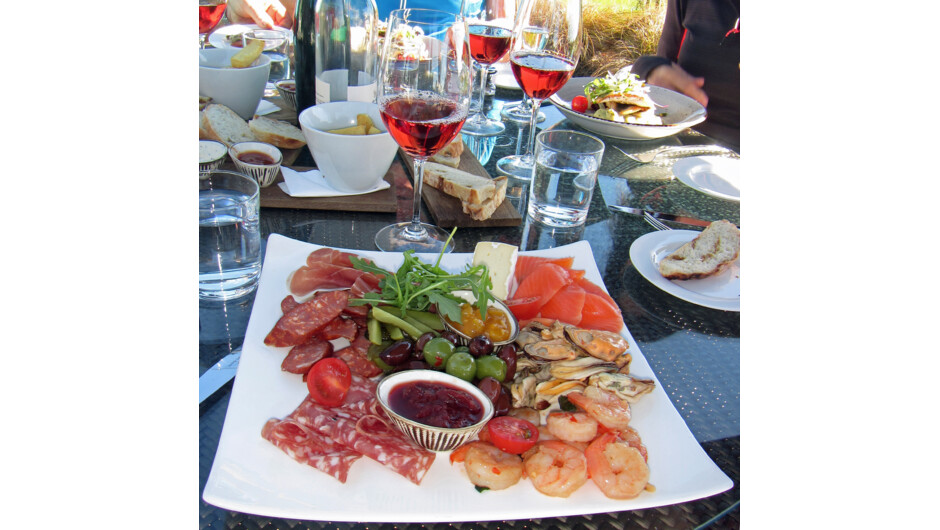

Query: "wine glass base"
(501, 102), (546, 124)
(461, 118), (505, 136)
(496, 155), (535, 180)
(374, 222), (456, 253)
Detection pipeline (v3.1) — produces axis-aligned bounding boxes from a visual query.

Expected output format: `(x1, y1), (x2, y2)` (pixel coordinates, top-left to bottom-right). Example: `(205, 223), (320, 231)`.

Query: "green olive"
(445, 351), (477, 382)
(422, 337), (456, 370)
(475, 355), (507, 382)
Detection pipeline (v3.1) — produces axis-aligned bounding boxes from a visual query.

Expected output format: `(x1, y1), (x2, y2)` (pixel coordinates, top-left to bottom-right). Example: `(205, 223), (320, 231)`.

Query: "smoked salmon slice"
(536, 283), (586, 326)
(507, 263), (571, 321)
(578, 292), (624, 333)
(513, 256), (575, 285)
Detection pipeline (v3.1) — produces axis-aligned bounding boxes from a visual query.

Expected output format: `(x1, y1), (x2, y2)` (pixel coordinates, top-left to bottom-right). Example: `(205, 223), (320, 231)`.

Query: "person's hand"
(226, 0), (295, 29)
(646, 63), (708, 108)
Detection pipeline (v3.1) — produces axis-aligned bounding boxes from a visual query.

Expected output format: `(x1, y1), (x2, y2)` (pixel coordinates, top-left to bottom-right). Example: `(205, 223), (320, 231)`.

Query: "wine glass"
(499, 25), (548, 123)
(374, 8), (472, 253)
(495, 0), (582, 179)
(461, 0), (513, 135)
(199, 0), (228, 48)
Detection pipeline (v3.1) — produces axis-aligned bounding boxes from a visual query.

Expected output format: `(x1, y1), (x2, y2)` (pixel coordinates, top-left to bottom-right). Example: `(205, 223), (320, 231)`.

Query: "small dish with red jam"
(229, 141), (283, 188)
(376, 369), (494, 452)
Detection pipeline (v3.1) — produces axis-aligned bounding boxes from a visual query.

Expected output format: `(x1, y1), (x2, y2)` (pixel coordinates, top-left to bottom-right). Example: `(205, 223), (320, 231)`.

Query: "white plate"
(630, 230), (740, 311)
(492, 61), (520, 90)
(208, 23), (293, 49)
(203, 235), (733, 522)
(672, 156), (740, 202)
(548, 77), (707, 140)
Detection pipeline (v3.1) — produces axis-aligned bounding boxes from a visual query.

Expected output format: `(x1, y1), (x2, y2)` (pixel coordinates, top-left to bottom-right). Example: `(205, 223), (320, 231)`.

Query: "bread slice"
(201, 103), (257, 147)
(423, 162), (497, 205)
(429, 137), (464, 168)
(248, 116), (306, 149)
(461, 176), (507, 220)
(658, 220), (740, 280)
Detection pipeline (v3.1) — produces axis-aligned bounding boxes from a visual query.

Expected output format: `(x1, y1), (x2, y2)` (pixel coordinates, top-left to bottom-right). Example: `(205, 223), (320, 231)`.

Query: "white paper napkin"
(278, 167), (391, 197)
(255, 100), (281, 116)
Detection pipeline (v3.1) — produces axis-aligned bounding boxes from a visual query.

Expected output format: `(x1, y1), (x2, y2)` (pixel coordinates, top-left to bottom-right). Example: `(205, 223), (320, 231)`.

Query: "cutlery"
(200, 348), (241, 404)
(614, 144), (739, 165)
(643, 211), (673, 231)
(607, 204), (713, 228)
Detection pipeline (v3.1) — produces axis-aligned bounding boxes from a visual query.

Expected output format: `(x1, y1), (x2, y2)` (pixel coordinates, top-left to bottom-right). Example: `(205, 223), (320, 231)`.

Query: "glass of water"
(528, 129), (604, 227)
(199, 170), (262, 300)
(244, 28), (292, 83)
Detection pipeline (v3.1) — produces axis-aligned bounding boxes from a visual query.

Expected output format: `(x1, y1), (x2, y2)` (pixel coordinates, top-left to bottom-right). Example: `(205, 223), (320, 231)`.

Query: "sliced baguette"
(423, 162), (497, 205)
(658, 220), (740, 280)
(201, 103), (257, 147)
(429, 137), (464, 168)
(461, 176), (507, 221)
(248, 116), (306, 149)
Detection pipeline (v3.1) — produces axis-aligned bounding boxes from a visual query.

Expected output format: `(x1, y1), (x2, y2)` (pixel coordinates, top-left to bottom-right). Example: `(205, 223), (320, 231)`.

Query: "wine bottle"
(314, 0), (379, 104)
(294, 0), (318, 112)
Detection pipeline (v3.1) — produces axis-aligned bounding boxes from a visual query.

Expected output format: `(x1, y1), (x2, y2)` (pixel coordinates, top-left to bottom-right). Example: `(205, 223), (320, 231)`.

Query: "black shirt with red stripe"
(633, 0), (740, 150)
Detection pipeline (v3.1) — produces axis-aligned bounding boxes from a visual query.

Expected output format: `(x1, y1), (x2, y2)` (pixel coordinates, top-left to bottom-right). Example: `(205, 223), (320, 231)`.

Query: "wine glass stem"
(474, 66), (489, 119)
(409, 157), (429, 236)
(525, 98), (543, 162)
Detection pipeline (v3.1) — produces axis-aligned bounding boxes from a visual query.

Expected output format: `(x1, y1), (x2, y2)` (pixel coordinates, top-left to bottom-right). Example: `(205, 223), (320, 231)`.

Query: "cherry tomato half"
(306, 358), (352, 407)
(485, 416), (539, 454)
(571, 95), (589, 113)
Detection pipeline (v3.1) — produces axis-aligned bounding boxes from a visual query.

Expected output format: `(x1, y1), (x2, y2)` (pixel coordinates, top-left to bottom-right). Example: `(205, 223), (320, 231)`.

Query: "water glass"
(199, 170), (262, 300)
(244, 28), (292, 83)
(528, 130), (604, 227)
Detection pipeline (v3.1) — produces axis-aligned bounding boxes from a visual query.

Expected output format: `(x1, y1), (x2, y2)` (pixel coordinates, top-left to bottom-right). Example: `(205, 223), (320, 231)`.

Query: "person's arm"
(632, 0), (707, 107)
(226, 0), (296, 29)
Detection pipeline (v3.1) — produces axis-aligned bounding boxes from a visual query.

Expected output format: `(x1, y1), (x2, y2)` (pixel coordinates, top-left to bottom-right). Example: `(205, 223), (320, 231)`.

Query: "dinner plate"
(630, 230), (740, 311)
(672, 156), (741, 202)
(208, 24), (294, 49)
(548, 77), (707, 140)
(492, 61), (520, 90)
(203, 235), (732, 522)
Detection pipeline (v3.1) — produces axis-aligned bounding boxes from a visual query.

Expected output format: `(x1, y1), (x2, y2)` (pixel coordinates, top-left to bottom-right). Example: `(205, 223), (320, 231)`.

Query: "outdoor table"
(200, 82), (741, 529)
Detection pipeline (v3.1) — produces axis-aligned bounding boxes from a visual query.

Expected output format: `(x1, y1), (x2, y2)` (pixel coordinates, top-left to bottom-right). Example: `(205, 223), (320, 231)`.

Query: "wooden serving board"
(257, 165), (399, 212)
(400, 144), (523, 228)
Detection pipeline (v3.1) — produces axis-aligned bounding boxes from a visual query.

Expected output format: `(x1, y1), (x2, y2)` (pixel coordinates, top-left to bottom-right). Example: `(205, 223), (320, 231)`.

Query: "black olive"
(497, 343), (517, 381)
(379, 340), (413, 366)
(468, 335), (493, 357)
(414, 332), (436, 358)
(440, 330), (460, 345)
(476, 376), (502, 404)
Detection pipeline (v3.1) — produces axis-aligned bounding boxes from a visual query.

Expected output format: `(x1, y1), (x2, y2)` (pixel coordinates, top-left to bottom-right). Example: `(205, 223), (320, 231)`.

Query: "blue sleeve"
(376, 0), (475, 19)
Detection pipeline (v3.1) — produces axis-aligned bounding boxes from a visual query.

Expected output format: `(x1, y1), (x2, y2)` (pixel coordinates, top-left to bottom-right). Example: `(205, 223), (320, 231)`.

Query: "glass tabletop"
(200, 84), (740, 529)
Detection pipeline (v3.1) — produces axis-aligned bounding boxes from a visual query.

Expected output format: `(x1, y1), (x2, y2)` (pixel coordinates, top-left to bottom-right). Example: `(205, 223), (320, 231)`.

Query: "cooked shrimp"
(545, 411), (598, 443)
(522, 440), (588, 498)
(508, 406), (541, 426)
(584, 431), (650, 499)
(451, 441), (524, 491)
(566, 386), (632, 431)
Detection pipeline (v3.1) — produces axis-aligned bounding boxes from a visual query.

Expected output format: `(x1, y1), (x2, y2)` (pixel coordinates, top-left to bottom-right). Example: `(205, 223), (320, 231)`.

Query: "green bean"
(383, 322), (404, 340)
(371, 306), (423, 339)
(402, 315), (435, 336)
(405, 310), (445, 331)
(367, 317), (383, 345)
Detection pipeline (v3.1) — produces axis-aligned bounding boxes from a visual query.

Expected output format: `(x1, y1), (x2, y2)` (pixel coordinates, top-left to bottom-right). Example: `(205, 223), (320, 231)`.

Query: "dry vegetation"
(577, 0), (666, 77)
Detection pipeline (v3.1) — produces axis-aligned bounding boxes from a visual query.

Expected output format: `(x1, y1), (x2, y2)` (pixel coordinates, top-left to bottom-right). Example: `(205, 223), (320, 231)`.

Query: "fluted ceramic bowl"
(376, 369), (494, 452)
(438, 290), (519, 354)
(229, 141), (283, 188)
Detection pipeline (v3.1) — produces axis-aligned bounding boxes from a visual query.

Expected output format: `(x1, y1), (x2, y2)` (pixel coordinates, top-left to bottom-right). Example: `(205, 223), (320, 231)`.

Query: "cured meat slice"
(317, 316), (360, 341)
(281, 337), (334, 374)
(265, 290), (350, 347)
(344, 374), (378, 405)
(334, 331), (382, 378)
(261, 418), (362, 483)
(306, 248), (361, 268)
(281, 295), (300, 315)
(291, 396), (436, 485)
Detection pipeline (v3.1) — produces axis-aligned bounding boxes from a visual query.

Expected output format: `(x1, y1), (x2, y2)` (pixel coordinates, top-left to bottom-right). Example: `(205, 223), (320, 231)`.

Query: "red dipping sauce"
(237, 151), (276, 165)
(388, 381), (484, 429)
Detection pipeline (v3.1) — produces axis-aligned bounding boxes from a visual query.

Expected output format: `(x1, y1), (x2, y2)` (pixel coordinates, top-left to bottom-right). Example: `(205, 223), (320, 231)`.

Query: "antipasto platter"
(202, 234), (732, 522)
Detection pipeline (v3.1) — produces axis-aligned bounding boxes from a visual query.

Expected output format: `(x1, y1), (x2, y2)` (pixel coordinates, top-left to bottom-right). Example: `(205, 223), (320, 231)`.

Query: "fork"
(643, 211), (673, 231)
(614, 144), (739, 165)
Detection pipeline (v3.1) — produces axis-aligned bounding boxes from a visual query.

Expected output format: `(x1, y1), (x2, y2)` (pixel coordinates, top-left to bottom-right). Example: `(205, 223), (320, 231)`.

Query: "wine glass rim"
(536, 129), (605, 155)
(387, 8), (460, 22)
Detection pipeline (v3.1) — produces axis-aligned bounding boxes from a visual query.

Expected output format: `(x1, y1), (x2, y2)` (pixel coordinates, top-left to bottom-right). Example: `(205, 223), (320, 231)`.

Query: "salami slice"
(265, 290), (349, 347)
(317, 316), (360, 341)
(261, 418), (362, 483)
(280, 294), (300, 315)
(344, 374), (379, 405)
(281, 338), (334, 374)
(291, 396), (436, 485)
(334, 331), (382, 378)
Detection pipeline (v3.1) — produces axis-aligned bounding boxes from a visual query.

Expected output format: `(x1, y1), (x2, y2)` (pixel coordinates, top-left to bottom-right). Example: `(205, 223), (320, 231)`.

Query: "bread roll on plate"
(658, 220), (740, 280)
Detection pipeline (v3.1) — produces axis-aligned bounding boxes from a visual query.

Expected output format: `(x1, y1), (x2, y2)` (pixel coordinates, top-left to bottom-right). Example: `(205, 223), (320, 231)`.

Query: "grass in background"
(577, 0), (666, 77)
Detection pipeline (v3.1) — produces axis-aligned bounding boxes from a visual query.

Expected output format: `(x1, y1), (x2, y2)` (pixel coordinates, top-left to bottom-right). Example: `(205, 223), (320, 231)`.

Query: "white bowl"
(199, 139), (228, 175)
(376, 369), (495, 452)
(298, 101), (399, 193)
(229, 141), (283, 187)
(199, 48), (271, 120)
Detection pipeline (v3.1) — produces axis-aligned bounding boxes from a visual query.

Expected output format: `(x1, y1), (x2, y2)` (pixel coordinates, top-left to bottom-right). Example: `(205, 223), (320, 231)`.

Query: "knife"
(606, 204), (714, 228)
(199, 349), (241, 404)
